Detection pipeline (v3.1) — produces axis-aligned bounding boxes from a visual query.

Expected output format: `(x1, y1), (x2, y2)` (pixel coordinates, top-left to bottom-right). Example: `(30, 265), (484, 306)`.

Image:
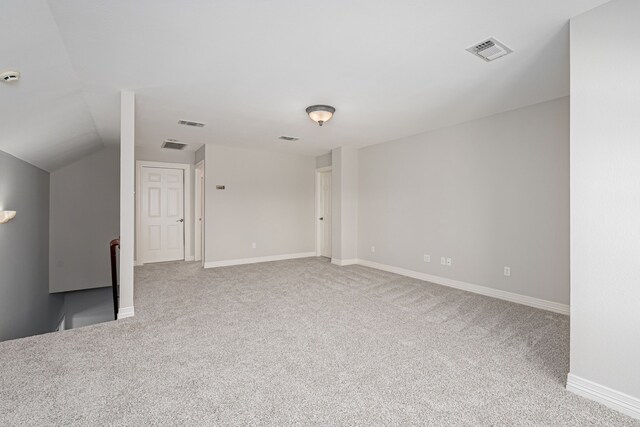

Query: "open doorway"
(315, 167), (332, 258)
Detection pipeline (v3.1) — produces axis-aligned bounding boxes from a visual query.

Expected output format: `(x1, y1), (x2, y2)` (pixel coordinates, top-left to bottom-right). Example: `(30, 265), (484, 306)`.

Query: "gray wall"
(204, 144), (315, 263)
(195, 145), (205, 165)
(64, 287), (114, 329)
(0, 150), (64, 341)
(50, 146), (120, 293)
(135, 146), (196, 165)
(570, 0), (640, 401)
(316, 152), (332, 169)
(358, 97), (569, 304)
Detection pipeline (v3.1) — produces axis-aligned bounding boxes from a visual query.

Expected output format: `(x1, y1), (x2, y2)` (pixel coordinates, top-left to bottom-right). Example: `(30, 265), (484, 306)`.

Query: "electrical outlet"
(446, 258), (452, 266)
(441, 257), (446, 265)
(252, 242), (257, 249)
(504, 266), (511, 277)
(371, 246), (376, 253)
(424, 254), (430, 263)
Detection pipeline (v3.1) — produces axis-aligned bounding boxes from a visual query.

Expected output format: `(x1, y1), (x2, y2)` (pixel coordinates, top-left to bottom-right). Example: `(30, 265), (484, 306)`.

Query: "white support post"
(118, 90), (135, 319)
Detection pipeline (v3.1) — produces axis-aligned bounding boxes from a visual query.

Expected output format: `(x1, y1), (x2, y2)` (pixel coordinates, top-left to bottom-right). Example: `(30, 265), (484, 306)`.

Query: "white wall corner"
(567, 374), (640, 420)
(117, 306), (135, 319)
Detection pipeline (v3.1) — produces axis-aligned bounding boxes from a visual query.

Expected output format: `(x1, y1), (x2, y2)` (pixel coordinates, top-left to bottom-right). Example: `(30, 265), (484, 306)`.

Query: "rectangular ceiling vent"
(178, 119), (206, 127)
(278, 135), (300, 142)
(161, 140), (187, 150)
(466, 38), (513, 62)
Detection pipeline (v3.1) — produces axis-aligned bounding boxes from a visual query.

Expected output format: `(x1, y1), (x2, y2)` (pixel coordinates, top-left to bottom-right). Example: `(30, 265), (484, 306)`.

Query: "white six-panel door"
(141, 167), (185, 263)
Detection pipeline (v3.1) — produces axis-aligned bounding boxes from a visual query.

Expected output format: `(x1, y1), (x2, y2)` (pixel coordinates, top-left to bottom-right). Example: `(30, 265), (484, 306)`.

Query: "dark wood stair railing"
(110, 238), (120, 320)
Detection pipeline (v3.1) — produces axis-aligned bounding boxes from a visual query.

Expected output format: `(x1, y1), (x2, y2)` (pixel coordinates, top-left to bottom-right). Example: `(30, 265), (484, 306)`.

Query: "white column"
(331, 147), (358, 265)
(118, 90), (135, 318)
(568, 0), (640, 419)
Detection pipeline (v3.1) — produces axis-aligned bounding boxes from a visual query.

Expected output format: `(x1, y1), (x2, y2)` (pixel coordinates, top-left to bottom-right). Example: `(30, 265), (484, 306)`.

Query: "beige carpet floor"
(0, 257), (637, 426)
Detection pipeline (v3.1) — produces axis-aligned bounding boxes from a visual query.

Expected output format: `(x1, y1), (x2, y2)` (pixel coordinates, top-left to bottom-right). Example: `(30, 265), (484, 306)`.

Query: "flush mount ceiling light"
(306, 105), (335, 126)
(0, 70), (20, 84)
(0, 210), (16, 224)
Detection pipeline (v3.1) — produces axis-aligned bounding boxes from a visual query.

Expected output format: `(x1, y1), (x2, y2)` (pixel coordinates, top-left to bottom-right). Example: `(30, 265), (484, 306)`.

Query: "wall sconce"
(0, 211), (16, 224)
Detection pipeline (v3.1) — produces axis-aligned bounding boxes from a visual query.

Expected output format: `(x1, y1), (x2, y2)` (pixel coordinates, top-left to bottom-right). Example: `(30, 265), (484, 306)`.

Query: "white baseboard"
(118, 306), (135, 319)
(134, 260), (143, 267)
(331, 258), (359, 266)
(567, 373), (640, 420)
(204, 252), (316, 269)
(185, 255), (195, 261)
(355, 259), (570, 315)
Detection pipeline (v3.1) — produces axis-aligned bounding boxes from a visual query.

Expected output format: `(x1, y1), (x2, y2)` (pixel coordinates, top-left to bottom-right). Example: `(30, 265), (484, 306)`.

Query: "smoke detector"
(278, 135), (300, 142)
(466, 38), (513, 62)
(161, 139), (187, 150)
(0, 70), (20, 83)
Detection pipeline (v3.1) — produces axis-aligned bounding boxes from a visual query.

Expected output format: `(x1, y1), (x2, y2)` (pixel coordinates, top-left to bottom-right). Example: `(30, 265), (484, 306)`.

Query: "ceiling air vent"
(161, 139), (187, 150)
(278, 135), (300, 142)
(178, 119), (205, 127)
(466, 38), (513, 62)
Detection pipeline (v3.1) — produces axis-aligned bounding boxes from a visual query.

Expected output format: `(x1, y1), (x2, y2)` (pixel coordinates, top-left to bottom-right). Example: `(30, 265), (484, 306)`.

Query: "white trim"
(567, 373), (640, 420)
(134, 259), (143, 267)
(136, 160), (192, 264)
(331, 258), (358, 266)
(315, 166), (332, 257)
(118, 306), (135, 319)
(355, 259), (570, 315)
(56, 315), (66, 332)
(194, 160), (205, 263)
(204, 252), (316, 269)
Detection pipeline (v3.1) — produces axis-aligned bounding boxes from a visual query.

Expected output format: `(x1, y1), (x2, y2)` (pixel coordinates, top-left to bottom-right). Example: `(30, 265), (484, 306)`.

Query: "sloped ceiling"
(0, 1), (103, 171)
(0, 0), (610, 170)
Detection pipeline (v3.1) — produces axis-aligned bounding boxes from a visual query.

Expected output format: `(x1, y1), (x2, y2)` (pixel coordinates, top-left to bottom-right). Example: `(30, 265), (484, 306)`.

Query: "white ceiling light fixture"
(0, 70), (20, 84)
(306, 105), (335, 127)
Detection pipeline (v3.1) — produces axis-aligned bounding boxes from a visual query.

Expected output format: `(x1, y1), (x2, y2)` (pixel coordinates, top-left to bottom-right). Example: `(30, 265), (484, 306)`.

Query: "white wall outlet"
(441, 257), (446, 265)
(446, 258), (452, 266)
(504, 266), (511, 277)
(371, 246), (376, 253)
(424, 254), (430, 263)
(252, 242), (257, 249)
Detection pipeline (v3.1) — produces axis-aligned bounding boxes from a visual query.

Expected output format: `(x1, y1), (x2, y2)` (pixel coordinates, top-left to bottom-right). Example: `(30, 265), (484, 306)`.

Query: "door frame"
(135, 160), (193, 265)
(194, 160), (205, 264)
(315, 166), (332, 257)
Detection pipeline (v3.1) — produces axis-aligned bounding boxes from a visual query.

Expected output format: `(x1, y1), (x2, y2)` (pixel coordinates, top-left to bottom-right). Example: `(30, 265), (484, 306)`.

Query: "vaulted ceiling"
(1, 0), (610, 171)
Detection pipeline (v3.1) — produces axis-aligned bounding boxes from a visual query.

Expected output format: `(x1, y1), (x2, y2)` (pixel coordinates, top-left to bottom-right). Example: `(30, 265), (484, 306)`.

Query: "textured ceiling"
(0, 0), (610, 170)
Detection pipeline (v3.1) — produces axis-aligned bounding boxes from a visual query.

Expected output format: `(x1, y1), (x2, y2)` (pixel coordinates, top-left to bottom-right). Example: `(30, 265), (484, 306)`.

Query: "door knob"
(319, 217), (324, 220)
(177, 219), (184, 223)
